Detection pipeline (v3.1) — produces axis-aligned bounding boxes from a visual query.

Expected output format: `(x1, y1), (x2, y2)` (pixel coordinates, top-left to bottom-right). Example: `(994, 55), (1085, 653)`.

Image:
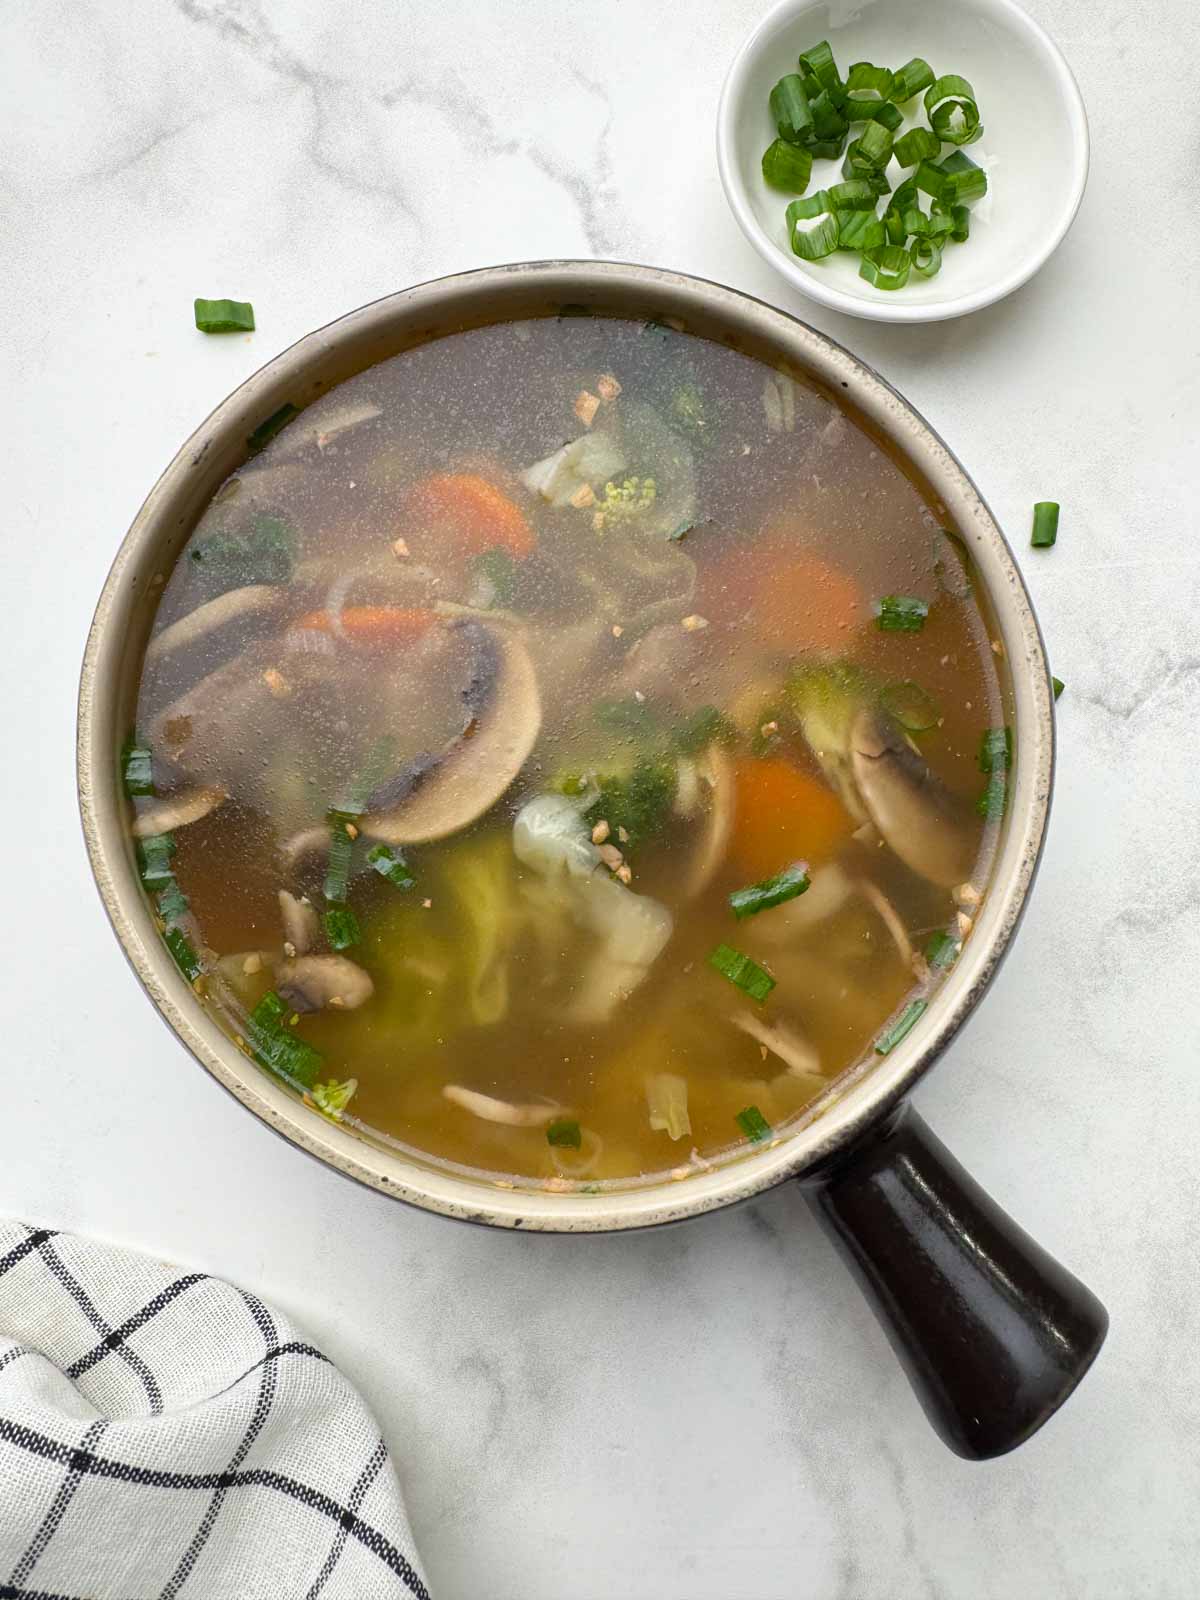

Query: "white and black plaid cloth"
(0, 1221), (430, 1599)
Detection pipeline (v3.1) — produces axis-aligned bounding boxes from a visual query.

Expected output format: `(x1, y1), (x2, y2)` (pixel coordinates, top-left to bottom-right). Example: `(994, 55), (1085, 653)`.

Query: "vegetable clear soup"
(126, 315), (1009, 1191)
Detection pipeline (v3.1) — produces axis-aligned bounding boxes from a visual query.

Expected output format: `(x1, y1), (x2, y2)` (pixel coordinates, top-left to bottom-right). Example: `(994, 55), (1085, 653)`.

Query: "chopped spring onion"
(827, 177), (880, 212)
(194, 298), (255, 334)
(156, 881), (191, 923)
(311, 1078), (357, 1120)
(1031, 501), (1060, 548)
(978, 726), (1013, 772)
(806, 87), (850, 142)
(164, 926), (203, 983)
(845, 119), (894, 171)
(137, 832), (177, 888)
(730, 862), (811, 920)
(939, 150), (988, 203)
(924, 930), (961, 970)
(1052, 676), (1066, 701)
(874, 999), (927, 1055)
(248, 990), (324, 1089)
(797, 40), (842, 95)
(837, 210), (886, 253)
(911, 237), (943, 278)
(915, 160), (954, 205)
(890, 57), (935, 102)
(547, 1118), (582, 1149)
(762, 138), (814, 193)
(735, 1105), (772, 1143)
(903, 206), (954, 240)
(893, 126), (941, 168)
(647, 1073), (691, 1140)
(323, 905), (361, 951)
(366, 842), (415, 890)
(323, 814), (356, 903)
(769, 74), (814, 143)
(880, 681), (939, 731)
(709, 943), (776, 1002)
(876, 594), (929, 632)
(944, 202), (971, 242)
(924, 74), (982, 145)
(977, 772), (1007, 821)
(840, 161), (891, 197)
(844, 61), (894, 107)
(247, 402), (299, 455)
(122, 739), (155, 797)
(787, 194), (840, 261)
(859, 244), (911, 291)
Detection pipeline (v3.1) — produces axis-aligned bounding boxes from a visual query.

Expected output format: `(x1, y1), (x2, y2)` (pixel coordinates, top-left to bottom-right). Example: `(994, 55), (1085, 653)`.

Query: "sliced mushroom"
(131, 785), (227, 839)
(280, 824), (331, 870)
(684, 745), (735, 898)
(442, 1086), (562, 1127)
(276, 954), (374, 1013)
(849, 707), (977, 888)
(268, 399), (382, 459)
(731, 1010), (822, 1079)
(278, 890), (320, 956)
(856, 879), (914, 967)
(362, 624), (541, 846)
(145, 585), (286, 667)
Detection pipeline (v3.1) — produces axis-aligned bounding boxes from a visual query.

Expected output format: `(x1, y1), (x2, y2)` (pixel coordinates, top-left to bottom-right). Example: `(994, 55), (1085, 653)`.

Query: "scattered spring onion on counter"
(729, 862), (811, 920)
(194, 298), (255, 334)
(709, 943), (776, 1002)
(1031, 502), (1060, 548)
(874, 999), (927, 1055)
(735, 1105), (772, 1142)
(547, 1118), (582, 1150)
(876, 594), (929, 632)
(1052, 675), (1066, 700)
(763, 40), (989, 291)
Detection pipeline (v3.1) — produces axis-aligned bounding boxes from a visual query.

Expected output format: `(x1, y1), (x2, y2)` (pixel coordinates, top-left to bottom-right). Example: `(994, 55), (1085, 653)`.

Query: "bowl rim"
(715, 0), (1091, 324)
(77, 258), (1054, 1231)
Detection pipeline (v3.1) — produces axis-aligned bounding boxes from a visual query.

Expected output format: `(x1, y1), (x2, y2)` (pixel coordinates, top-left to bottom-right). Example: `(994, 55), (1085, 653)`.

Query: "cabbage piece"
(646, 1072), (691, 1140)
(521, 431), (627, 507)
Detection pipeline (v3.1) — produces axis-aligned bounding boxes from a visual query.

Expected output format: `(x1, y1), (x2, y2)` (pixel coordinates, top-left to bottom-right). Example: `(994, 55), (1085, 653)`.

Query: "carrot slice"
(703, 543), (863, 652)
(730, 758), (853, 882)
(294, 606), (436, 644)
(405, 473), (536, 559)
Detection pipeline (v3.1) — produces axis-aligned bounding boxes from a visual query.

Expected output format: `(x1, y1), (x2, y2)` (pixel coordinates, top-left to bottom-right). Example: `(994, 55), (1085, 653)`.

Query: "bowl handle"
(800, 1103), (1107, 1459)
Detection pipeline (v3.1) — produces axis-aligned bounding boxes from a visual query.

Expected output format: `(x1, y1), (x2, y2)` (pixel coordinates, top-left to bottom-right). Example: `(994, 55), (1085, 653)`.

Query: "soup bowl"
(78, 260), (1105, 1459)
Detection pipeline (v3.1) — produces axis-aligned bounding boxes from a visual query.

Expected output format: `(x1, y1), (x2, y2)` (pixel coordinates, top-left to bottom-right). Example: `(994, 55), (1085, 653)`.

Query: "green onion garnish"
(787, 194), (840, 261)
(137, 832), (177, 889)
(805, 87), (850, 150)
(323, 905), (361, 951)
(915, 160), (955, 205)
(547, 1119), (582, 1149)
(797, 40), (842, 95)
(1052, 676), (1065, 701)
(924, 74), (982, 145)
(323, 814), (356, 903)
(735, 1105), (772, 1143)
(875, 1000), (927, 1055)
(248, 991), (324, 1089)
(893, 126), (941, 168)
(889, 57), (935, 102)
(924, 930), (960, 970)
(845, 119), (893, 171)
(859, 245), (911, 291)
(247, 402), (299, 456)
(938, 150), (987, 203)
(769, 74), (814, 143)
(844, 61), (894, 107)
(978, 726), (1013, 773)
(366, 843), (415, 890)
(837, 210), (886, 253)
(156, 881), (190, 923)
(762, 138), (814, 193)
(194, 298), (255, 334)
(730, 862), (811, 921)
(880, 681), (939, 731)
(911, 238), (943, 279)
(708, 944), (776, 1002)
(839, 162), (891, 197)
(164, 926), (203, 983)
(827, 177), (879, 212)
(977, 773), (1007, 821)
(1031, 502), (1059, 548)
(121, 739), (155, 797)
(876, 595), (929, 632)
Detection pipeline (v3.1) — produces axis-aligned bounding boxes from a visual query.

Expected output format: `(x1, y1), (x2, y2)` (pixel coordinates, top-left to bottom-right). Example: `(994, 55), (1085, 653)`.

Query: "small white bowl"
(717, 0), (1089, 322)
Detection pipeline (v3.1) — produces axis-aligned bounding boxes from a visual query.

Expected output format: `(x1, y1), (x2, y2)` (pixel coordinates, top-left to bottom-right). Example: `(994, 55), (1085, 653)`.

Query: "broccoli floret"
(592, 476), (657, 530)
(583, 761), (676, 851)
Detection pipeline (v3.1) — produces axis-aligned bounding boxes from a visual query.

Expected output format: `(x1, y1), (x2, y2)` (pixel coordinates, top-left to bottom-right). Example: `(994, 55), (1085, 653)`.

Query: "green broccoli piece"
(593, 476), (657, 530)
(583, 760), (676, 850)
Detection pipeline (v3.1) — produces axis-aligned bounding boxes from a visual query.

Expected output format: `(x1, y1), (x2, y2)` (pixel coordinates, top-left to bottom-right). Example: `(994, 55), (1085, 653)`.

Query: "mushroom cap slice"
(362, 627), (542, 846)
(131, 785), (227, 839)
(684, 745), (735, 899)
(146, 585), (286, 666)
(849, 707), (978, 888)
(276, 954), (374, 1012)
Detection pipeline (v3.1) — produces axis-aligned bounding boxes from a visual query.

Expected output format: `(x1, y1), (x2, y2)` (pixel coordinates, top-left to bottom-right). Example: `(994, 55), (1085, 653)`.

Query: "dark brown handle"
(801, 1104), (1108, 1460)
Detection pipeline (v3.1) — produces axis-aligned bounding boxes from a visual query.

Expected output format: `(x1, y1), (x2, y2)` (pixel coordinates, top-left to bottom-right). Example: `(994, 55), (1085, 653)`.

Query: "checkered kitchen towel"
(0, 1221), (430, 1599)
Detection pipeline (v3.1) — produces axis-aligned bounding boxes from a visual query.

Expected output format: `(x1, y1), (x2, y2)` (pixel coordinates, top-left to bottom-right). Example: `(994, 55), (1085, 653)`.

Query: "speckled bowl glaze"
(79, 263), (1105, 1456)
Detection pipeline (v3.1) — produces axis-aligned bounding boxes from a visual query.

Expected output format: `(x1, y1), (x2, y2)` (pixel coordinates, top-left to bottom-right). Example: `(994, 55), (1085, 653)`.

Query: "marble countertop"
(4, 1), (1198, 1595)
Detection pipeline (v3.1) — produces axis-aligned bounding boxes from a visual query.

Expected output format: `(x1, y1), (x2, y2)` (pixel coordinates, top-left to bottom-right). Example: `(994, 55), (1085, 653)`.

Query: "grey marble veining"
(3, 1), (1199, 1596)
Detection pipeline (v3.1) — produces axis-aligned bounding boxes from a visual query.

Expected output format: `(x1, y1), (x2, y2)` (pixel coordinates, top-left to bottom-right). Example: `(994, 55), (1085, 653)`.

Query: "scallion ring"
(889, 57), (935, 102)
(893, 127), (941, 168)
(924, 74), (983, 145)
(762, 138), (813, 193)
(859, 244), (911, 290)
(786, 193), (840, 260)
(797, 40), (842, 96)
(911, 238), (943, 278)
(837, 210), (886, 253)
(769, 74), (814, 143)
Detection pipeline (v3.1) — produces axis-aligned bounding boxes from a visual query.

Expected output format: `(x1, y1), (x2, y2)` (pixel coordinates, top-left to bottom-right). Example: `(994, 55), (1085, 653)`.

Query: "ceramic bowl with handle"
(78, 261), (1106, 1458)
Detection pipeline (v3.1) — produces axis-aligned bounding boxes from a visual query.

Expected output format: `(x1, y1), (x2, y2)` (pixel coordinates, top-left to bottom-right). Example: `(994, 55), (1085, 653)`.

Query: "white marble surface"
(3, 2), (1198, 1595)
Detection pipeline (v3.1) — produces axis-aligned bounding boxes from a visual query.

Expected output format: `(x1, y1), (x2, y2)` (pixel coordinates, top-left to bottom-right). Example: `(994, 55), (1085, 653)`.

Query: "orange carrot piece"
(294, 606), (436, 644)
(703, 544), (864, 652)
(730, 758), (853, 882)
(405, 473), (536, 559)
